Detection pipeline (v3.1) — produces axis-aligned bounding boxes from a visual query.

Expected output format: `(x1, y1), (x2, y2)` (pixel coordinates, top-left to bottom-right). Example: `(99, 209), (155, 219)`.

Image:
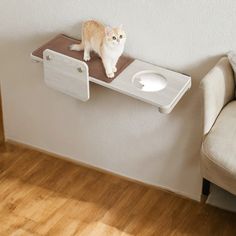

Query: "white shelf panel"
(31, 50), (191, 114)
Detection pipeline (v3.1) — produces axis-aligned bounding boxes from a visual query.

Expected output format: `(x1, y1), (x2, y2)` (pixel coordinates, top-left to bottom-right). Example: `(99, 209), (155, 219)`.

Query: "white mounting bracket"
(43, 49), (90, 101)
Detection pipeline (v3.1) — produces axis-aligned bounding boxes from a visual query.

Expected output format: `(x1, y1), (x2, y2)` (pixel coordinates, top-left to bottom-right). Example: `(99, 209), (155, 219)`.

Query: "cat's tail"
(69, 43), (84, 51)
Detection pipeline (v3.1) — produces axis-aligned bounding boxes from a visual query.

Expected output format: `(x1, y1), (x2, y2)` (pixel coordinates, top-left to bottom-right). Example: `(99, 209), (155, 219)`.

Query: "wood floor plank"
(0, 95), (4, 144)
(0, 213), (37, 236)
(0, 144), (27, 176)
(101, 183), (147, 230)
(0, 143), (236, 236)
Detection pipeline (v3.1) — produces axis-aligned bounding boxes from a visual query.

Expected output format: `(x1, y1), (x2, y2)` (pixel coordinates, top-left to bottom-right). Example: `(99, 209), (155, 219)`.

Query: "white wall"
(0, 0), (235, 200)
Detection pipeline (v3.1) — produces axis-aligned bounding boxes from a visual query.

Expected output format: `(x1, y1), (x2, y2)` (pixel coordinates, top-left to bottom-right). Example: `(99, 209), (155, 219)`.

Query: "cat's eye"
(119, 35), (123, 39)
(112, 36), (117, 40)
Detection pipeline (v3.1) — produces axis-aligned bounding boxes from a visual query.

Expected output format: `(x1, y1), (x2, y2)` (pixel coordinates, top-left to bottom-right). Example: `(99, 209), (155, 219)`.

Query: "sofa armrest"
(200, 57), (235, 135)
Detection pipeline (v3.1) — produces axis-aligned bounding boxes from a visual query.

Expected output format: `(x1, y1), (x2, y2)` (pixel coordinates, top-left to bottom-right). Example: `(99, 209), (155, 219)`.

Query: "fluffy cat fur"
(70, 20), (126, 78)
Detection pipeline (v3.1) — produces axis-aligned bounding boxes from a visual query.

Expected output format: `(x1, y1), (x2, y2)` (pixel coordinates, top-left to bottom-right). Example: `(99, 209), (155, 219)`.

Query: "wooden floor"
(0, 143), (235, 236)
(0, 93), (4, 144)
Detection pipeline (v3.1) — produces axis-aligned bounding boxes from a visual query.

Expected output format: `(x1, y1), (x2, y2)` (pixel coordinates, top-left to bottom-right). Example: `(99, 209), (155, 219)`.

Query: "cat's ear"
(105, 26), (113, 36)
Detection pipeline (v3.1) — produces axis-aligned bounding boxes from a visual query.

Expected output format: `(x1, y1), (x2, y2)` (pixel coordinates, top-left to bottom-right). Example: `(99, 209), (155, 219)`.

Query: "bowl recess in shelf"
(132, 70), (167, 92)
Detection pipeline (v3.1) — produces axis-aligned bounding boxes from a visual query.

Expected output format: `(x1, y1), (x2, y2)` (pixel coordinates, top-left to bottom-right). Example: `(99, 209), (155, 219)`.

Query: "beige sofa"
(200, 57), (236, 196)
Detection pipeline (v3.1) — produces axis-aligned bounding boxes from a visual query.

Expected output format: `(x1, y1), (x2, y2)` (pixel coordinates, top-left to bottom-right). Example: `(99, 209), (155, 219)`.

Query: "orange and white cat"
(70, 20), (126, 78)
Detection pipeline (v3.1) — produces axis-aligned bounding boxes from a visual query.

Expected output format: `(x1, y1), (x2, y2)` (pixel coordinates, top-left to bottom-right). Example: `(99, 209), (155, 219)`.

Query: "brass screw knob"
(46, 55), (52, 61)
(77, 67), (83, 73)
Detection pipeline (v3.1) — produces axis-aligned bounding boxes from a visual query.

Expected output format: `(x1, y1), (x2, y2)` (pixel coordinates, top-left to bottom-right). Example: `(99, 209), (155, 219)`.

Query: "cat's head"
(105, 25), (126, 47)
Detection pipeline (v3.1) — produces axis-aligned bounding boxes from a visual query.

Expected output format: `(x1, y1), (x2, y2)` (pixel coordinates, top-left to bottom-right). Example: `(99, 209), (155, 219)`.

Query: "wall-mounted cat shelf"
(31, 34), (191, 114)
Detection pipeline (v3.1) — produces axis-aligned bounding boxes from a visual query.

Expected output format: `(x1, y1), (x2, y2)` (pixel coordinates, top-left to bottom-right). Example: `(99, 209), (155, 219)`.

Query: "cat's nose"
(117, 39), (120, 43)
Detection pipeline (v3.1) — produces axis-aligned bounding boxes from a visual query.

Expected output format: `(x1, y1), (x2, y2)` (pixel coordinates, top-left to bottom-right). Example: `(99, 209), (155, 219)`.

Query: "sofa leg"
(202, 178), (210, 196)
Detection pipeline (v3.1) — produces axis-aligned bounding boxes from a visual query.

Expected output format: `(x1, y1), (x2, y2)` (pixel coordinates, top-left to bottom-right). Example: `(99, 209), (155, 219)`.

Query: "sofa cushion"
(228, 51), (236, 95)
(201, 101), (236, 195)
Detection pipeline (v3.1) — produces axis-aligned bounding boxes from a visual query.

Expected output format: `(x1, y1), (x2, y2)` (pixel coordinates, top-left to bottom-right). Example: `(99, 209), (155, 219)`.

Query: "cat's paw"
(83, 55), (91, 61)
(112, 67), (117, 73)
(69, 44), (76, 51)
(107, 72), (115, 78)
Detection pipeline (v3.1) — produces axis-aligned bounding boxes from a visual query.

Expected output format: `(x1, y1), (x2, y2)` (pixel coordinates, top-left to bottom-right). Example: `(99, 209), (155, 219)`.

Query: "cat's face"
(105, 26), (126, 47)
